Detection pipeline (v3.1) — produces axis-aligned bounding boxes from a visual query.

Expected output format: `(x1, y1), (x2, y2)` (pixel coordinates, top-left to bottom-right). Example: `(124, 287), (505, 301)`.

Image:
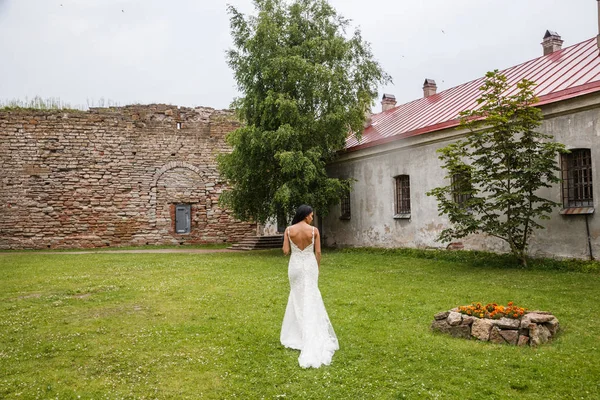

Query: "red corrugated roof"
(347, 37), (600, 151)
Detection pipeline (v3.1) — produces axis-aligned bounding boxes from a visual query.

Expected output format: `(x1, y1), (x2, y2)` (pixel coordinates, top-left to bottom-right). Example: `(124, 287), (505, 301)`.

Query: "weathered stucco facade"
(323, 93), (600, 260)
(0, 105), (255, 249)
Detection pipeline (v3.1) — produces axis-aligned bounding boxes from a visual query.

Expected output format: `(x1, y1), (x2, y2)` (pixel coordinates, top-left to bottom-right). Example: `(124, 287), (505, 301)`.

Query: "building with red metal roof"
(323, 28), (600, 260)
(347, 34), (600, 152)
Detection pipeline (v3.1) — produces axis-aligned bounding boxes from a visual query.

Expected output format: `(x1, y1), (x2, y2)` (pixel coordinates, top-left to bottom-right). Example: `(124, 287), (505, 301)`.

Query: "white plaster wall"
(323, 93), (600, 260)
(529, 101), (600, 259)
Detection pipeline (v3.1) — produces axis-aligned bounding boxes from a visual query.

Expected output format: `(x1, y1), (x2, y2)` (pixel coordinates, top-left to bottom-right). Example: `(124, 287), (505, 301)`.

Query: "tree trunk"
(276, 209), (287, 233)
(507, 236), (528, 267)
(514, 246), (528, 267)
(519, 254), (528, 268)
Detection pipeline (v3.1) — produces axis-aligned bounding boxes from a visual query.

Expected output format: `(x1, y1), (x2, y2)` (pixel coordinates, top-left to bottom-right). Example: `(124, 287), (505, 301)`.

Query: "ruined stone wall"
(0, 105), (255, 249)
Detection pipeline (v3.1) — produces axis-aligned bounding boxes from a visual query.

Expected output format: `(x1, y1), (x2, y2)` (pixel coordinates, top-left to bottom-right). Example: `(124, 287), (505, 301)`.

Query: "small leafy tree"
(427, 70), (567, 266)
(218, 0), (390, 224)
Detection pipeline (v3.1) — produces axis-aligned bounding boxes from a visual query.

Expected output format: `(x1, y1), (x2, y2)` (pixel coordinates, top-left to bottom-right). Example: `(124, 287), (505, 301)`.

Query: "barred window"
(561, 149), (593, 208)
(395, 175), (411, 215)
(451, 172), (472, 207)
(340, 190), (351, 220)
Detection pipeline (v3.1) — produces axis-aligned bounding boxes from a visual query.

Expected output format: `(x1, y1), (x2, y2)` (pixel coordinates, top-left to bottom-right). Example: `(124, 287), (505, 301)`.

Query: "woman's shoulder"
(304, 224), (319, 235)
(288, 223), (315, 234)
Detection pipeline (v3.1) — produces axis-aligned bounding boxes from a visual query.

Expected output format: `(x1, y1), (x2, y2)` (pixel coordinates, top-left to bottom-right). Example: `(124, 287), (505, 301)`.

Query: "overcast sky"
(0, 0), (597, 111)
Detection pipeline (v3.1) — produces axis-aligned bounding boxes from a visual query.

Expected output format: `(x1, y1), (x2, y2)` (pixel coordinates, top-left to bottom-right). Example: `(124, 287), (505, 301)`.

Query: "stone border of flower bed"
(431, 309), (560, 346)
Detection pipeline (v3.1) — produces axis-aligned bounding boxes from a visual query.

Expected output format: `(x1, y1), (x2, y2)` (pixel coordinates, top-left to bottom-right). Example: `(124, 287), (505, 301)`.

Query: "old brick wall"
(0, 105), (255, 249)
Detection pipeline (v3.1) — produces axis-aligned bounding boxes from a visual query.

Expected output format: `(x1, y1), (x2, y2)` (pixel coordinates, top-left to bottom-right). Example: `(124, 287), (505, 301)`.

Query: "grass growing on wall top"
(0, 96), (122, 111)
(0, 96), (80, 111)
(1, 249), (599, 399)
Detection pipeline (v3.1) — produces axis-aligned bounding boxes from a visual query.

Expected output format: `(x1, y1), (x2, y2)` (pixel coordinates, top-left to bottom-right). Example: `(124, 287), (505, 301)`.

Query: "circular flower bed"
(431, 302), (559, 346)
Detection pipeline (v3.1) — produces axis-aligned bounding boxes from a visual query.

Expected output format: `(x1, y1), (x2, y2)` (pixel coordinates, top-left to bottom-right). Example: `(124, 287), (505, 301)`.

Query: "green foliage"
(218, 0), (391, 223)
(337, 247), (600, 273)
(427, 71), (567, 266)
(1, 250), (599, 398)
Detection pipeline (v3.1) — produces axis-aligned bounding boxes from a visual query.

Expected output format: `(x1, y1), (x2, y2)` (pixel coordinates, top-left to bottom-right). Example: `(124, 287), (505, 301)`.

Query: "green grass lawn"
(1, 249), (599, 399)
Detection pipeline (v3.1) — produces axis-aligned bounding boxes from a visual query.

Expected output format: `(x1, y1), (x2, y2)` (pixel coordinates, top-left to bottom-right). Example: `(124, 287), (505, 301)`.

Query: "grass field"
(1, 249), (599, 399)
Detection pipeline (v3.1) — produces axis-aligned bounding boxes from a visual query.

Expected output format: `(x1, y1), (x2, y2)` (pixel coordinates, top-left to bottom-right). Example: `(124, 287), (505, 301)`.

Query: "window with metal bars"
(394, 175), (411, 216)
(340, 190), (351, 220)
(561, 149), (593, 208)
(451, 172), (472, 207)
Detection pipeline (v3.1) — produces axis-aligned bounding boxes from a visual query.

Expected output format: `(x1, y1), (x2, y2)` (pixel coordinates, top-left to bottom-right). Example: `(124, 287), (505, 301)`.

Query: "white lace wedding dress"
(280, 227), (339, 368)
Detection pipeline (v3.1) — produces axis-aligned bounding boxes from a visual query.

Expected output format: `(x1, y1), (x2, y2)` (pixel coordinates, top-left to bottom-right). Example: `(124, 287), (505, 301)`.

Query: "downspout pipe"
(597, 0), (600, 51)
(585, 214), (595, 260)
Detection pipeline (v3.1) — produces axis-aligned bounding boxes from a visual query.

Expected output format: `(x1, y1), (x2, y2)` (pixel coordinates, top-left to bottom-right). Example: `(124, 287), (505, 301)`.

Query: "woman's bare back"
(287, 223), (316, 251)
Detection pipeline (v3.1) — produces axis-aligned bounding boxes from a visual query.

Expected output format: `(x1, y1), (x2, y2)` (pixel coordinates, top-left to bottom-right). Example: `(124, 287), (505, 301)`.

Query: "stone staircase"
(230, 235), (284, 251)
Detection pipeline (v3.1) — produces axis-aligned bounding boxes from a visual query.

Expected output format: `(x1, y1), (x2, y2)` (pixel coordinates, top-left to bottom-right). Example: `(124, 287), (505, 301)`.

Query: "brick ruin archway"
(149, 161), (209, 230)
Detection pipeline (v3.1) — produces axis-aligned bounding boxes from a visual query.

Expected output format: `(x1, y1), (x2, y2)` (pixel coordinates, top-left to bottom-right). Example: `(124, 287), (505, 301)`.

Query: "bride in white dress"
(281, 205), (339, 368)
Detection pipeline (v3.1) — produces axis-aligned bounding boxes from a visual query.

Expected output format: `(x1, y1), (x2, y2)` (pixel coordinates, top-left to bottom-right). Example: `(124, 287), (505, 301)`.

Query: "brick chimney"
(381, 93), (396, 112)
(541, 30), (563, 55)
(423, 79), (437, 98)
(364, 108), (372, 127)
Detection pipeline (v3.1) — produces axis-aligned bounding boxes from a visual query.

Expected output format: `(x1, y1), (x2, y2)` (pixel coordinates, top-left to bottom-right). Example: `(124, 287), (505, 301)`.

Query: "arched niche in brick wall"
(148, 161), (212, 230)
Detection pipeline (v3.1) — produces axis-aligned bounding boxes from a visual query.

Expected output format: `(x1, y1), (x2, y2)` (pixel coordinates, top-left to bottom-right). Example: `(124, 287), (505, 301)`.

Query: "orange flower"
(456, 301), (526, 319)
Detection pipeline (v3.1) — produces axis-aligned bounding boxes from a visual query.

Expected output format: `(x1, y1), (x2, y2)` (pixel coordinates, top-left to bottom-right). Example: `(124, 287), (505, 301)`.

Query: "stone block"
(434, 311), (449, 320)
(431, 319), (451, 334)
(525, 312), (555, 324)
(447, 312), (463, 326)
(544, 318), (560, 336)
(529, 323), (551, 347)
(471, 318), (493, 341)
(494, 317), (520, 330)
(489, 326), (505, 344)
(448, 325), (471, 339)
(520, 318), (529, 330)
(499, 329), (519, 345)
(517, 335), (529, 346)
(539, 324), (551, 342)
